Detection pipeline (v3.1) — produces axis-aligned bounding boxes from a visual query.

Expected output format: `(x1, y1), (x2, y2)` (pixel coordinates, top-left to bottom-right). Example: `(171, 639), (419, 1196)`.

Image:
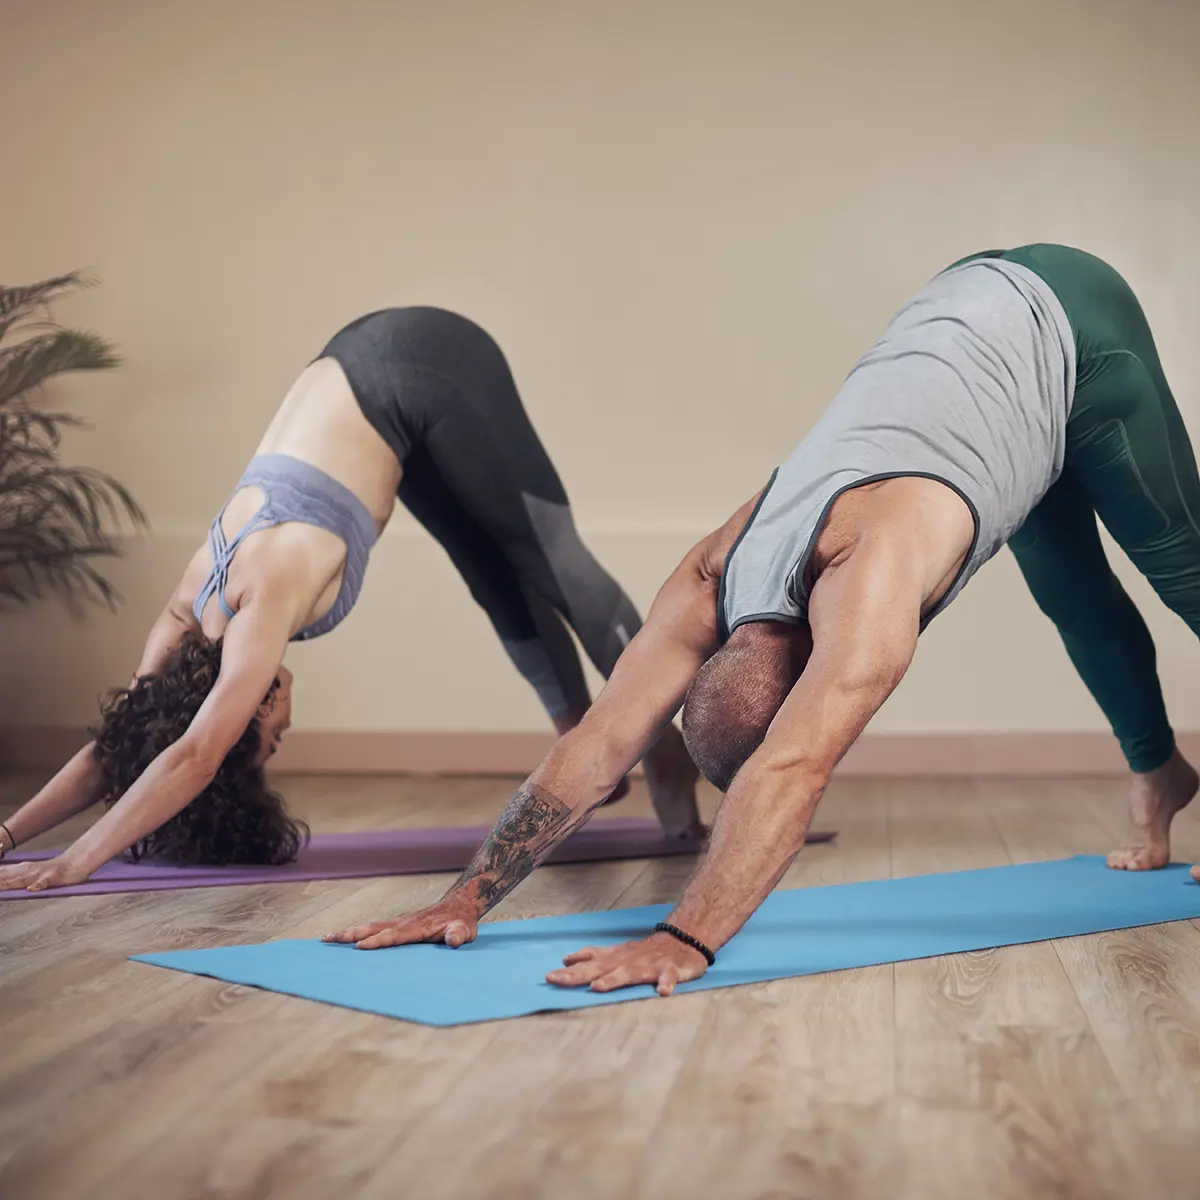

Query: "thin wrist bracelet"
(654, 921), (716, 966)
(0, 821), (15, 857)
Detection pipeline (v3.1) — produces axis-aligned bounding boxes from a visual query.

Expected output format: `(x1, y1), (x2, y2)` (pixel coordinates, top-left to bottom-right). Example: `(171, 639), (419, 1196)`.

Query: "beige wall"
(1, 0), (1197, 737)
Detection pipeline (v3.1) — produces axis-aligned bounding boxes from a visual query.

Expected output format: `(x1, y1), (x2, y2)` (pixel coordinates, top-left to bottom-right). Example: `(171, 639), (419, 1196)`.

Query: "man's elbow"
(728, 756), (826, 850)
(547, 724), (628, 809)
(744, 747), (831, 802)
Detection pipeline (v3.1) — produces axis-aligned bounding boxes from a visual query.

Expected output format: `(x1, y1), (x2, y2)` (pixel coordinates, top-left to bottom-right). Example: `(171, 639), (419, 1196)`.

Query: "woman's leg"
(417, 355), (701, 834)
(397, 447), (594, 724)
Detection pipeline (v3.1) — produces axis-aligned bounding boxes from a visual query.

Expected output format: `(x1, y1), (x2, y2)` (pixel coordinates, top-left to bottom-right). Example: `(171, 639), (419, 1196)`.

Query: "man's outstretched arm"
(547, 539), (923, 995)
(323, 516), (742, 950)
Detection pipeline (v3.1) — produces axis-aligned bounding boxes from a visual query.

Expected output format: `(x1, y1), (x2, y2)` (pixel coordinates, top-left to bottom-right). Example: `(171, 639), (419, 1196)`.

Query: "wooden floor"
(4, 771), (1200, 1199)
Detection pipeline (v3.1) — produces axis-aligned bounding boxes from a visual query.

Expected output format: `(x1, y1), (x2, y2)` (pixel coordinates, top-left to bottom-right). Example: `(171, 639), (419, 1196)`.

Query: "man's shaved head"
(681, 621), (813, 792)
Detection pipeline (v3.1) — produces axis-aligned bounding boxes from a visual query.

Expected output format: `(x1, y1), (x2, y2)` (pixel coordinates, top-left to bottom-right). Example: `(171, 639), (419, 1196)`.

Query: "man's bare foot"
(1107, 748), (1199, 871)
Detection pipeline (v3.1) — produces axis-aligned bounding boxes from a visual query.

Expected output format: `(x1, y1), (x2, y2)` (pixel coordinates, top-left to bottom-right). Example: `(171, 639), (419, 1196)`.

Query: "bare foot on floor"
(1107, 749), (1199, 872)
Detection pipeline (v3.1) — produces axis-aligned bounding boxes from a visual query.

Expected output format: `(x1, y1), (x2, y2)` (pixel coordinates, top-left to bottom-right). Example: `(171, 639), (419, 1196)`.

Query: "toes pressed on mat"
(1107, 847), (1169, 871)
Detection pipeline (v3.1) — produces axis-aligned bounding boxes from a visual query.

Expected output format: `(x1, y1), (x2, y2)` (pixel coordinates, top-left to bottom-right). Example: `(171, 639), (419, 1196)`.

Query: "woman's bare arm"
(0, 598), (291, 888)
(0, 603), (192, 854)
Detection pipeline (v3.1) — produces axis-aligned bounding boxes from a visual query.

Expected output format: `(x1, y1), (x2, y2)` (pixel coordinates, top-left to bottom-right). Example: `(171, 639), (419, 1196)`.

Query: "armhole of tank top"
(917, 477), (982, 632)
(716, 468), (779, 643)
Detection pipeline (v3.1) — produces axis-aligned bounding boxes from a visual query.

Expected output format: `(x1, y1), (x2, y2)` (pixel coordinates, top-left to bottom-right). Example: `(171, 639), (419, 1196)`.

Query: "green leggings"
(980, 245), (1200, 773)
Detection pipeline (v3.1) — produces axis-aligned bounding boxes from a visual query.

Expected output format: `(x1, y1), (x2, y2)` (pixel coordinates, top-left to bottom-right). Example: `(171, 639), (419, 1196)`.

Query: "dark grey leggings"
(321, 307), (641, 717)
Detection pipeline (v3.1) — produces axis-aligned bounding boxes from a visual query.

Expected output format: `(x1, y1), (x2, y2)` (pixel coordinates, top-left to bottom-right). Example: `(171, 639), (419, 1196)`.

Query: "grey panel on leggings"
(523, 493), (637, 666)
(500, 637), (572, 716)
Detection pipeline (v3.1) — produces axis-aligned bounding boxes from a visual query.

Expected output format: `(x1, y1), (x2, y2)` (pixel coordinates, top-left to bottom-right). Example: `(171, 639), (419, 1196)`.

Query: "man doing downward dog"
(328, 245), (1200, 995)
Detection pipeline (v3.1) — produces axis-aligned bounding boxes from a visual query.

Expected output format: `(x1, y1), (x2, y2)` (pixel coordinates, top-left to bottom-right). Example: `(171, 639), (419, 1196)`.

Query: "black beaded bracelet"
(654, 921), (716, 966)
(0, 821), (15, 858)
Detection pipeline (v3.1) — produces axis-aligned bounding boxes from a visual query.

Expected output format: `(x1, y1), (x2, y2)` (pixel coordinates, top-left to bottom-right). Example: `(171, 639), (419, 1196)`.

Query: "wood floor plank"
(889, 777), (1160, 1199)
(356, 1000), (709, 1200)
(1054, 921), (1200, 1128)
(630, 967), (899, 1200)
(75, 1004), (509, 1200)
(615, 777), (897, 1200)
(8, 819), (650, 1200)
(0, 882), (380, 1143)
(1, 871), (460, 1195)
(989, 778), (1200, 1139)
(3, 986), (353, 1196)
(0, 874), (360, 1014)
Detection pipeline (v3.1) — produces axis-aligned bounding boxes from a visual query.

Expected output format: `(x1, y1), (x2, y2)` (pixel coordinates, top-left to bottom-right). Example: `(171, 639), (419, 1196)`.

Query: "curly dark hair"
(91, 629), (308, 865)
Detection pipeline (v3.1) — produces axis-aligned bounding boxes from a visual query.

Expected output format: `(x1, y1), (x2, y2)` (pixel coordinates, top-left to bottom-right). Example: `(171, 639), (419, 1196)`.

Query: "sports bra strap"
(191, 455), (377, 640)
(192, 503), (276, 625)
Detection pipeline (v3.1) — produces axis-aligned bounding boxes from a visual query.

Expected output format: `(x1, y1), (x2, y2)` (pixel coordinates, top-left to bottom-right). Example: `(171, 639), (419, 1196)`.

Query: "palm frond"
(0, 271), (143, 615)
(0, 273), (92, 342)
(0, 406), (81, 457)
(0, 459), (146, 614)
(0, 435), (147, 528)
(0, 329), (121, 408)
(0, 543), (126, 614)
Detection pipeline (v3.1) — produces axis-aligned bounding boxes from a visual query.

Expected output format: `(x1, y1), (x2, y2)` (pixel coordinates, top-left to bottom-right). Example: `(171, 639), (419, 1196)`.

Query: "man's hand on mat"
(323, 898), (480, 950)
(546, 932), (708, 997)
(0, 854), (90, 892)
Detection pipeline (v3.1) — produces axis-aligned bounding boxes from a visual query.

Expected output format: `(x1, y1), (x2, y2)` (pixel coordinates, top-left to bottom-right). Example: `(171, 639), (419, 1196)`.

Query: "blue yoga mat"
(131, 856), (1200, 1027)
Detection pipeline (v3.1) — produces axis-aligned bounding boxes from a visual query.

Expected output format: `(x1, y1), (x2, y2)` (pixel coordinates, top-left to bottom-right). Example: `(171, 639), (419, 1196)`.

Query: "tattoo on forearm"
(452, 783), (573, 910)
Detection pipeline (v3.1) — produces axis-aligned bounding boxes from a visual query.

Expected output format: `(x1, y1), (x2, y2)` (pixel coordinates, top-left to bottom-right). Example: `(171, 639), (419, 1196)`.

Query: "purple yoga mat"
(0, 820), (837, 900)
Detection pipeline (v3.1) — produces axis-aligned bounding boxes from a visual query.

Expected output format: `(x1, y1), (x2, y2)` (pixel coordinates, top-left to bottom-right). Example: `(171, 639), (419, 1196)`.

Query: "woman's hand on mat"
(546, 932), (708, 997)
(0, 853), (91, 892)
(323, 898), (480, 950)
(653, 803), (708, 842)
(643, 732), (704, 840)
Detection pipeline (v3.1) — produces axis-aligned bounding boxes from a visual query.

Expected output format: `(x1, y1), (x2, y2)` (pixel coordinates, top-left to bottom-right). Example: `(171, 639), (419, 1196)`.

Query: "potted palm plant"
(0, 273), (145, 613)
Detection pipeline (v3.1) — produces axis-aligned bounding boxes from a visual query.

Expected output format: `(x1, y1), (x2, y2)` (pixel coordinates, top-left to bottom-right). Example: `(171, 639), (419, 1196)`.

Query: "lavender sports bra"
(193, 454), (379, 641)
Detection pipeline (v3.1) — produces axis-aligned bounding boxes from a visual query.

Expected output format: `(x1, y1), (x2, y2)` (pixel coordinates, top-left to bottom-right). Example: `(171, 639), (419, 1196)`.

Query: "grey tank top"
(193, 453), (378, 641)
(720, 258), (1077, 640)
